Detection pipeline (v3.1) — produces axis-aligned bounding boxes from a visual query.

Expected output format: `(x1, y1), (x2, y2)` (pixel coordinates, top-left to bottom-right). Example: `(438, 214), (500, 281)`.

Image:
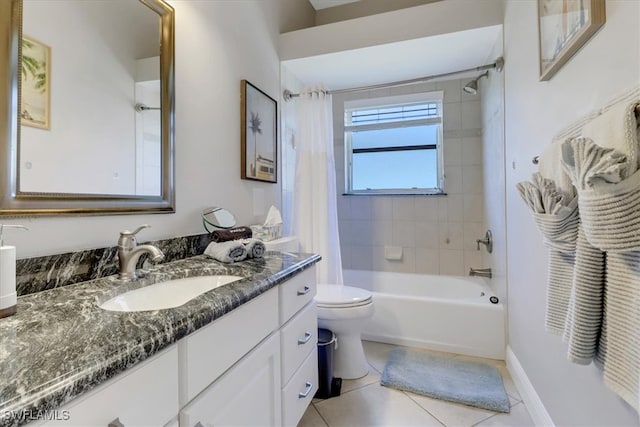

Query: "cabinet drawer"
(179, 288), (278, 402)
(282, 349), (318, 427)
(279, 266), (316, 325)
(280, 302), (317, 385)
(40, 346), (179, 427)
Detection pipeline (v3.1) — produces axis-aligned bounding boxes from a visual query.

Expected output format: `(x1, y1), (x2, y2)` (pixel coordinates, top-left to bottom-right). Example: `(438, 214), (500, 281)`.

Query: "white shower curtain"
(292, 86), (343, 285)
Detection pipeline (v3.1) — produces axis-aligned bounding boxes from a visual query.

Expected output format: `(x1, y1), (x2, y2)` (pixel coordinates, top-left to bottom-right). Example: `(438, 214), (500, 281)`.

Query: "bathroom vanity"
(0, 252), (319, 427)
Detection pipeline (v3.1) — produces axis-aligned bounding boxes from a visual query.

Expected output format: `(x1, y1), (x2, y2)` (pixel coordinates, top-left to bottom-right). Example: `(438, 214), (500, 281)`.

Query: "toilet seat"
(315, 285), (372, 308)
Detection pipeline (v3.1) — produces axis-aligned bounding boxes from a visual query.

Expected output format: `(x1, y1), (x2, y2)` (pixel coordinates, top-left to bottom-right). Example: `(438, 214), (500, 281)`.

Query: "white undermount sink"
(100, 275), (243, 312)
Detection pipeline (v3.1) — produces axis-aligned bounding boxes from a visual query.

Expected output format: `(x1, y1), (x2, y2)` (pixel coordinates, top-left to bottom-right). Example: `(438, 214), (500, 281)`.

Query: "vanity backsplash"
(16, 233), (213, 296)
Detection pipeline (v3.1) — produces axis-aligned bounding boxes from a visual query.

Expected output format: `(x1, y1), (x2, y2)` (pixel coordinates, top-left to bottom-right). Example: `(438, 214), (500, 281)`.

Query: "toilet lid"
(315, 285), (372, 308)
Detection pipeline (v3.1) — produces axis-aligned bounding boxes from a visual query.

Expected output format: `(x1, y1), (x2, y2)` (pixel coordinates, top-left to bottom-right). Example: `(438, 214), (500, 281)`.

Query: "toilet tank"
(263, 236), (299, 252)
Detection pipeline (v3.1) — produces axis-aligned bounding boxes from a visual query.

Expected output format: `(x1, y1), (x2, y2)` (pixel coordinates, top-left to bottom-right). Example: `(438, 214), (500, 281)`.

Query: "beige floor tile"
(298, 404), (329, 427)
(307, 341), (533, 427)
(473, 402), (534, 427)
(362, 341), (396, 373)
(314, 382), (443, 427)
(340, 369), (381, 393)
(407, 392), (498, 426)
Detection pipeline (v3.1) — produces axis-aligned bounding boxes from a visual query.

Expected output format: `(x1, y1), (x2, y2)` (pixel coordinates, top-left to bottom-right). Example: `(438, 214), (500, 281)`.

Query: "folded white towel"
(204, 241), (248, 263)
(242, 238), (266, 258)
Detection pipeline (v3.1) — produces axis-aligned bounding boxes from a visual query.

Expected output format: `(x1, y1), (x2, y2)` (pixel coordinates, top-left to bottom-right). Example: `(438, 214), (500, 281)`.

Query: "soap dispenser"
(0, 224), (28, 319)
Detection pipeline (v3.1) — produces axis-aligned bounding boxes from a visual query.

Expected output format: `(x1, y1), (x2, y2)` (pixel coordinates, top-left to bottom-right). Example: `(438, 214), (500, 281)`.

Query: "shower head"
(463, 71), (490, 95)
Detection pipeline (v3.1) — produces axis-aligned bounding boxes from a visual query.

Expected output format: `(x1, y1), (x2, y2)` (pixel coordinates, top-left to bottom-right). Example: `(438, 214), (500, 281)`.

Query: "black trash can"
(316, 328), (341, 399)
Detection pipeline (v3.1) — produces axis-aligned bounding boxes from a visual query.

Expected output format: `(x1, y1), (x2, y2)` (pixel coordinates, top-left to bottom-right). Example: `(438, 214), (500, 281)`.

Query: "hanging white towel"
(560, 107), (640, 410)
(600, 251), (640, 409)
(538, 141), (576, 200)
(581, 100), (640, 175)
(516, 173), (579, 335)
(561, 225), (606, 364)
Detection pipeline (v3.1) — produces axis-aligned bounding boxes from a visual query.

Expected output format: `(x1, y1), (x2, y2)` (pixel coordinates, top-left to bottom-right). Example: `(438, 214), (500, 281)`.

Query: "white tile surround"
(334, 78), (487, 275)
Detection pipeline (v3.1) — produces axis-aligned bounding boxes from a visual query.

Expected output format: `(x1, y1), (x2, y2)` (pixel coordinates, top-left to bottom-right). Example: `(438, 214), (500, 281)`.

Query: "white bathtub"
(343, 269), (506, 360)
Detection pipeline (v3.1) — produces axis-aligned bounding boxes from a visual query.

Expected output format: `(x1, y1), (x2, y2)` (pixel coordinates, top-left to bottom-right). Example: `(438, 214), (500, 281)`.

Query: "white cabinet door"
(180, 332), (282, 427)
(39, 347), (179, 427)
(179, 288), (278, 403)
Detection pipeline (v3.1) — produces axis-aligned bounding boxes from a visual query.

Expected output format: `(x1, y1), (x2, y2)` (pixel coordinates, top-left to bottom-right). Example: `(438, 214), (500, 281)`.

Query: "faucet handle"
(120, 224), (151, 237)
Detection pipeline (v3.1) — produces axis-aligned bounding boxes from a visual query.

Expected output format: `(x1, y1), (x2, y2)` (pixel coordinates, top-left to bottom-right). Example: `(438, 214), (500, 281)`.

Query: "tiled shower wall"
(334, 78), (486, 275)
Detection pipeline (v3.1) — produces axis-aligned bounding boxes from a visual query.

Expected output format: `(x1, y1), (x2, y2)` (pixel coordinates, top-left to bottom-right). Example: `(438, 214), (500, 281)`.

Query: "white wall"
(9, 1), (282, 259)
(504, 1), (640, 425)
(334, 78), (487, 275)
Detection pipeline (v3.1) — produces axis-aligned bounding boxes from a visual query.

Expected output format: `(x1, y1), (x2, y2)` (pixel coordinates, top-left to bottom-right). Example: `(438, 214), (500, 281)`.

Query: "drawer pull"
(298, 381), (313, 399)
(298, 332), (312, 345)
(297, 286), (311, 296)
(108, 418), (124, 427)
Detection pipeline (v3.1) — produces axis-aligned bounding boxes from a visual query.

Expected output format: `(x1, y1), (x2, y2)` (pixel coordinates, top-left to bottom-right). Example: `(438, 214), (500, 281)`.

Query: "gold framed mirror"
(0, 0), (175, 216)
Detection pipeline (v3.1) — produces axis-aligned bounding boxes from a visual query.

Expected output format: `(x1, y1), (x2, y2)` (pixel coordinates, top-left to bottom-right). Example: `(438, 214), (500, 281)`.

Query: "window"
(344, 91), (444, 195)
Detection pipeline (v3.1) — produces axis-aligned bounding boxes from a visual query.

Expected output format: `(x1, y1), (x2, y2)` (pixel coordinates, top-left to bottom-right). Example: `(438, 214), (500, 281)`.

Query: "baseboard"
(361, 333), (505, 360)
(506, 345), (555, 426)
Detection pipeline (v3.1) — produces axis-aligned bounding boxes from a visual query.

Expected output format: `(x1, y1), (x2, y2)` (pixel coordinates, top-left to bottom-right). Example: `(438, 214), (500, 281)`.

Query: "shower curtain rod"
(283, 57), (504, 102)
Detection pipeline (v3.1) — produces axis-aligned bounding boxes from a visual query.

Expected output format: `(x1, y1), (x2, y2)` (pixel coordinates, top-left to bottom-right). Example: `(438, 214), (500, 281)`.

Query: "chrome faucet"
(469, 267), (492, 279)
(117, 224), (164, 281)
(476, 229), (493, 253)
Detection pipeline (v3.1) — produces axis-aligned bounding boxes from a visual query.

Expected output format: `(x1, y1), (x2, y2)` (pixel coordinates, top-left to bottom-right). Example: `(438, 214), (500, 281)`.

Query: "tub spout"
(469, 268), (492, 279)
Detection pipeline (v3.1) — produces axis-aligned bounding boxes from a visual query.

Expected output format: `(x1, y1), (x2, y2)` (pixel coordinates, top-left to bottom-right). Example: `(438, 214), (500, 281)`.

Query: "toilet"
(315, 284), (374, 379)
(263, 236), (374, 380)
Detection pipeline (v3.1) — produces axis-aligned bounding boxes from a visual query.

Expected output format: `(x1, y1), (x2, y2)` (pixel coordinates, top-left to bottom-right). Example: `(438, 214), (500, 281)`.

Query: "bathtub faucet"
(469, 268), (492, 279)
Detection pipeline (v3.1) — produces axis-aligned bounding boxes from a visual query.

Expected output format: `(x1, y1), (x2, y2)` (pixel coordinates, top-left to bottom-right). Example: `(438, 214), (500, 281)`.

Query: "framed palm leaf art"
(241, 80), (277, 183)
(20, 35), (51, 129)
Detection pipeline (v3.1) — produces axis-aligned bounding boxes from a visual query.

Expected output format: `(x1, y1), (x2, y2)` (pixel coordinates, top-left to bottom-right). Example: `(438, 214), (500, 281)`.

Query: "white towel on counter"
(242, 238), (266, 259)
(204, 241), (248, 263)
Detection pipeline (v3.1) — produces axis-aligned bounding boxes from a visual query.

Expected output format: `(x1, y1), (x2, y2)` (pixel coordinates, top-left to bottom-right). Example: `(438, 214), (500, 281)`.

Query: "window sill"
(341, 192), (447, 197)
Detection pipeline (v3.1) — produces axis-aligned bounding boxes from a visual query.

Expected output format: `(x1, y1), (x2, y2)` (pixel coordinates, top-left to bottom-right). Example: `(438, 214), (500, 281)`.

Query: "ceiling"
(308, 0), (361, 10)
(281, 25), (502, 92)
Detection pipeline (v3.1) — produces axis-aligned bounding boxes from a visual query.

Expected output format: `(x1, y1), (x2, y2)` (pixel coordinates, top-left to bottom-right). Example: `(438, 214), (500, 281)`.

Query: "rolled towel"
(204, 241), (248, 263)
(210, 226), (253, 243)
(242, 238), (266, 258)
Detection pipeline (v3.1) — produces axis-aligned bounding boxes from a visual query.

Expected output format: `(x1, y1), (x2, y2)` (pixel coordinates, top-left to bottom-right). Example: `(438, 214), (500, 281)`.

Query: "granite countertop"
(0, 252), (320, 427)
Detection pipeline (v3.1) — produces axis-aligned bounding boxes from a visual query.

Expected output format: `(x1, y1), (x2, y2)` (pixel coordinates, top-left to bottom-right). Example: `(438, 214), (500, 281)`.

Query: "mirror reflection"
(202, 207), (238, 231)
(20, 0), (162, 196)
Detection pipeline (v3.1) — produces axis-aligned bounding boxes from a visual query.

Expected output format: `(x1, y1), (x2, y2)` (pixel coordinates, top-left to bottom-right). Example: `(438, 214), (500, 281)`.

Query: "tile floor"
(298, 341), (534, 427)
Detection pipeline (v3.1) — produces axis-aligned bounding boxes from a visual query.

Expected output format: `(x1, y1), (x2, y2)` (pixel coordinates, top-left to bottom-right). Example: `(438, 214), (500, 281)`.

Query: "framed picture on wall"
(241, 80), (277, 183)
(538, 0), (605, 81)
(20, 35), (51, 129)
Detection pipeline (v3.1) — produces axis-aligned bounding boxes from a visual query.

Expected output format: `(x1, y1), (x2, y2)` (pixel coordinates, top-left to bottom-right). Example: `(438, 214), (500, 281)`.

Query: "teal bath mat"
(381, 348), (510, 413)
